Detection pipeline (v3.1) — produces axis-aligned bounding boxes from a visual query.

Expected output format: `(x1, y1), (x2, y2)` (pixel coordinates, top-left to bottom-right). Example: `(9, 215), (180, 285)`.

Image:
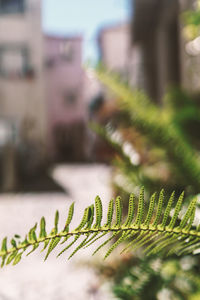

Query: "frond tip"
(0, 188), (200, 267)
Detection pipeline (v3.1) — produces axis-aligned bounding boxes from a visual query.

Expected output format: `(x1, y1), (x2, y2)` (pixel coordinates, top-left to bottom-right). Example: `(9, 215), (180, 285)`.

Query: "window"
(63, 90), (78, 106)
(0, 45), (33, 78)
(45, 57), (56, 69)
(59, 41), (74, 62)
(0, 0), (24, 14)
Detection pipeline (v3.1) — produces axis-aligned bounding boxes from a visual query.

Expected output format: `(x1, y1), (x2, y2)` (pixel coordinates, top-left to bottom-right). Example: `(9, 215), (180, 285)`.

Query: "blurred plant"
(111, 256), (200, 300)
(89, 67), (200, 299)
(95, 68), (200, 197)
(183, 0), (200, 40)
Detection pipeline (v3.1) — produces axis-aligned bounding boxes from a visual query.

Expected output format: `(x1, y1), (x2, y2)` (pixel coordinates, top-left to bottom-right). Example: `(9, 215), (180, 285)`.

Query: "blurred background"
(0, 0), (130, 192)
(1, 0), (200, 299)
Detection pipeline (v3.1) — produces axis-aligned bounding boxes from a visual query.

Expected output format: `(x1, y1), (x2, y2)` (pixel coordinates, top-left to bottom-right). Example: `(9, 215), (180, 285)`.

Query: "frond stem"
(1, 224), (199, 258)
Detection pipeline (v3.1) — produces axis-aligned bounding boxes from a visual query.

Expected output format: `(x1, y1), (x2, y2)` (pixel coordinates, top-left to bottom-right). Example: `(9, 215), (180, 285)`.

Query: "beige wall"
(99, 24), (131, 77)
(0, 0), (47, 149)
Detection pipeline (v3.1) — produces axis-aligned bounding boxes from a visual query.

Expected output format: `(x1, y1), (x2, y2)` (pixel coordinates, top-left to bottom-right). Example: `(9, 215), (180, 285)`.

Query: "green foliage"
(182, 1), (200, 39)
(95, 68), (200, 195)
(111, 256), (200, 300)
(92, 67), (200, 299)
(0, 188), (200, 268)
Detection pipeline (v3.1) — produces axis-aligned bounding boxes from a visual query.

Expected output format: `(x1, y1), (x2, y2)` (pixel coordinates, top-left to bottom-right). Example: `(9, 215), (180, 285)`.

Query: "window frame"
(0, 44), (30, 78)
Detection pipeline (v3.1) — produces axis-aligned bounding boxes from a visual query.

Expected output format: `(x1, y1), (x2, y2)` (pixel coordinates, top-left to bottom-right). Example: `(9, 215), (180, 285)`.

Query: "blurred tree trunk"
(131, 0), (181, 103)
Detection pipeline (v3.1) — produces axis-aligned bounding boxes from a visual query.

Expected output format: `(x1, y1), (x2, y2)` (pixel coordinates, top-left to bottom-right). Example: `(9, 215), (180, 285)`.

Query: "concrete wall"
(0, 0), (46, 149)
(98, 24), (131, 78)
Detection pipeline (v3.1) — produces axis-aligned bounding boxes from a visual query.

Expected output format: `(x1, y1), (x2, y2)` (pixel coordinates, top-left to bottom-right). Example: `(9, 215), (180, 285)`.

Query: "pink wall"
(44, 35), (87, 157)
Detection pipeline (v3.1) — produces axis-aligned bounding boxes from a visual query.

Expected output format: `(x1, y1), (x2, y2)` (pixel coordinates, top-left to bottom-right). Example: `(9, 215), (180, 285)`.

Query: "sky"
(42, 0), (130, 62)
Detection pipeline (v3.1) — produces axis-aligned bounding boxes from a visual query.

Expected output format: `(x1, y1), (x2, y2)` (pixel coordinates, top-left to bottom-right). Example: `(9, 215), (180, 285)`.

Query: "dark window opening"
(45, 57), (56, 69)
(0, 45), (34, 79)
(0, 0), (24, 14)
(63, 90), (78, 106)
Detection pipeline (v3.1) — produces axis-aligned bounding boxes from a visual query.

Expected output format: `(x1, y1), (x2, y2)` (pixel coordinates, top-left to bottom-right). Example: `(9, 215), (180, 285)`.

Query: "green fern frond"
(0, 188), (200, 267)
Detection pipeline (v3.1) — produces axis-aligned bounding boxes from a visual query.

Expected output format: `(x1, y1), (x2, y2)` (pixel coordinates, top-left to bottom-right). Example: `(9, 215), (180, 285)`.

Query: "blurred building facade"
(0, 0), (46, 148)
(0, 0), (46, 190)
(98, 23), (131, 79)
(44, 35), (88, 161)
(0, 0), (93, 176)
(97, 22), (147, 95)
(0, 0), (95, 191)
